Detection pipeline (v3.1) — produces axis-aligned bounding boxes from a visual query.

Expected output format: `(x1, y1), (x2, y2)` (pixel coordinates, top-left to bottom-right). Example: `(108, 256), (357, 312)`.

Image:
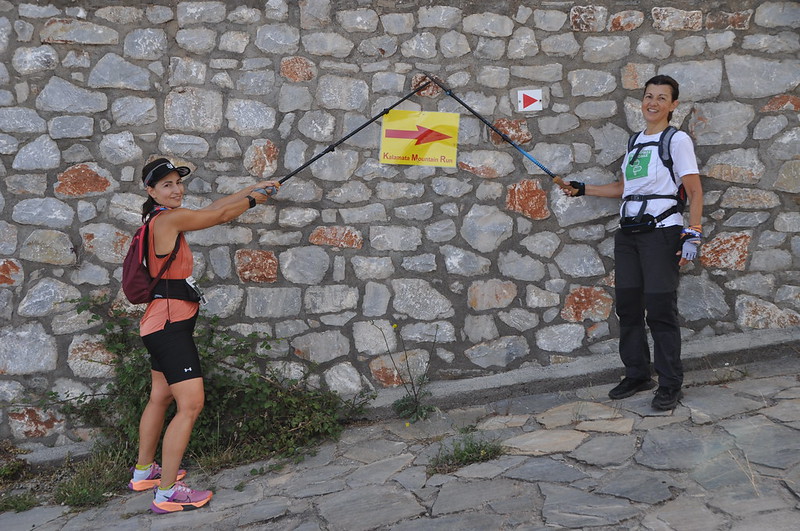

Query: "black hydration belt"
(152, 279), (201, 302)
(619, 194), (679, 234)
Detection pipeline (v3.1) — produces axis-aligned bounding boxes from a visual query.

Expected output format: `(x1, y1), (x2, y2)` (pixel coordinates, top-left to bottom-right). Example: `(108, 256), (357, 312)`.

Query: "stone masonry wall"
(1, 0), (799, 446)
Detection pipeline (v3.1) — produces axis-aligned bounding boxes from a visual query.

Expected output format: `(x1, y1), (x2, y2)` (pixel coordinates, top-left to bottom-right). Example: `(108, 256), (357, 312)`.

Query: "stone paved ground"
(2, 353), (799, 530)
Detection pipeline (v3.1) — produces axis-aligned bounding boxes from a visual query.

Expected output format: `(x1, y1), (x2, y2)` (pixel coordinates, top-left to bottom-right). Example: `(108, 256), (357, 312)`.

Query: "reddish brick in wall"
(506, 179), (550, 220)
(8, 407), (63, 438)
(490, 118), (532, 146)
(700, 232), (751, 271)
(412, 73), (443, 98)
(459, 160), (504, 179)
(368, 350), (428, 387)
(235, 249), (278, 283)
(468, 279), (517, 310)
(761, 95), (800, 112)
(55, 163), (113, 197)
(570, 6), (607, 32)
(280, 56), (317, 82)
(621, 63), (655, 90)
(309, 226), (363, 248)
(0, 259), (22, 286)
(245, 140), (279, 178)
(608, 10), (644, 32)
(561, 286), (613, 322)
(705, 11), (752, 30)
(652, 7), (703, 31)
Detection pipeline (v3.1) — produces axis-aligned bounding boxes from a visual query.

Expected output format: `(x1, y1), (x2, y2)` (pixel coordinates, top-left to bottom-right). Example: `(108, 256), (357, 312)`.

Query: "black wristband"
(569, 181), (586, 197)
(246, 195), (256, 208)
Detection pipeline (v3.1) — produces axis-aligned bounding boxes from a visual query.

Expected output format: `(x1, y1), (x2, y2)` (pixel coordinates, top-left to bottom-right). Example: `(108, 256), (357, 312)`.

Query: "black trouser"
(614, 226), (683, 389)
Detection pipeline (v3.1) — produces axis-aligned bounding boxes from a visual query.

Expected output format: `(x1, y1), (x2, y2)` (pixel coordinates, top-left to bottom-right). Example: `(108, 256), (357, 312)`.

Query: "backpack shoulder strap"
(658, 126), (678, 182)
(145, 212), (181, 292)
(627, 131), (640, 153)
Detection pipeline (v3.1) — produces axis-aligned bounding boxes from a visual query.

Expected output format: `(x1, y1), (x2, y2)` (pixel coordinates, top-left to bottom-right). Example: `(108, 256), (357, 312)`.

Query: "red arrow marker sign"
(385, 125), (452, 145)
(517, 89), (543, 112)
(523, 93), (539, 108)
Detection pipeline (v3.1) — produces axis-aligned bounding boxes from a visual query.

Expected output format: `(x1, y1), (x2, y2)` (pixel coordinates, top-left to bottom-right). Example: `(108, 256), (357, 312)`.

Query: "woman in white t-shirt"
(559, 75), (703, 411)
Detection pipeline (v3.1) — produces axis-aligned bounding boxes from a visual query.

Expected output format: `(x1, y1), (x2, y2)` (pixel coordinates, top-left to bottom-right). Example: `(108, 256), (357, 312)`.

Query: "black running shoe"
(651, 386), (683, 411)
(608, 377), (656, 399)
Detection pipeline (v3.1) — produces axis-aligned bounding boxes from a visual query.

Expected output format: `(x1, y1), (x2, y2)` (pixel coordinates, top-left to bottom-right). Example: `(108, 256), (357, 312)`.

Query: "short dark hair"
(644, 75), (679, 101)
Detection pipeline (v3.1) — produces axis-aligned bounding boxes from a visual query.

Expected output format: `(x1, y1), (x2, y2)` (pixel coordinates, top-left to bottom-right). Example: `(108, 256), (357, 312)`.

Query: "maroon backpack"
(122, 213), (180, 304)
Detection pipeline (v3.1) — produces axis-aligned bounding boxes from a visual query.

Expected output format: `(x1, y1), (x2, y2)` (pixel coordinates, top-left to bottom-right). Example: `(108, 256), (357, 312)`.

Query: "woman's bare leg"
(158, 377), (205, 486)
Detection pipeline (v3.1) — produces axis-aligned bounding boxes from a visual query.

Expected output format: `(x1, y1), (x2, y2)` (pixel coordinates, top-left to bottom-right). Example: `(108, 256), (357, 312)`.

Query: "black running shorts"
(141, 315), (203, 385)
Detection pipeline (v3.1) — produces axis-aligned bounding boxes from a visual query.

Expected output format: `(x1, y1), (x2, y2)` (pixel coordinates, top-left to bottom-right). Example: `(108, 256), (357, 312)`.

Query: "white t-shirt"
(619, 130), (699, 228)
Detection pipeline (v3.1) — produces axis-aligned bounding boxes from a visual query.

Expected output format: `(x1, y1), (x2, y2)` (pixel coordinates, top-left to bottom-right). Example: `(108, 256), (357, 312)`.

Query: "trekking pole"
(254, 80), (432, 196)
(422, 73), (565, 186)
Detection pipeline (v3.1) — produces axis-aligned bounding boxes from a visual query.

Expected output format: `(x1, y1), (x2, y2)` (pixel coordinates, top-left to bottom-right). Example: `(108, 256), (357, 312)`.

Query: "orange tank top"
(139, 210), (199, 336)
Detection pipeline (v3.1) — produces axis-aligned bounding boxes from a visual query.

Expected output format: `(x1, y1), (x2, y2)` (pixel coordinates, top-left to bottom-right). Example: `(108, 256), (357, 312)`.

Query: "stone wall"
(1, 0), (799, 446)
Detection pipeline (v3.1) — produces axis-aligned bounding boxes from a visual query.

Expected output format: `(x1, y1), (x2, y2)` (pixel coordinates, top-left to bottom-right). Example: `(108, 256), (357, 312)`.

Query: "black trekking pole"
(422, 73), (566, 186)
(255, 80), (432, 196)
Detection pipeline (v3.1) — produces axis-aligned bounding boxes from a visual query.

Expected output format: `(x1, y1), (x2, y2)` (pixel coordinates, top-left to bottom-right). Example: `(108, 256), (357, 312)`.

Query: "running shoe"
(608, 377), (656, 399)
(651, 386), (683, 411)
(128, 462), (187, 491)
(150, 481), (213, 514)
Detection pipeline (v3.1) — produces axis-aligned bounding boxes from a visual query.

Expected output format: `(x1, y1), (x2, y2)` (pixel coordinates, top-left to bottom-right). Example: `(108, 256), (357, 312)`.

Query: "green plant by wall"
(373, 321), (437, 423)
(0, 492), (37, 514)
(35, 296), (375, 508)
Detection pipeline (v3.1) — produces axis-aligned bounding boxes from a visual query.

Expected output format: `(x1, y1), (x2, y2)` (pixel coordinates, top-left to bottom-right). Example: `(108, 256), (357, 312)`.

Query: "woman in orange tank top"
(130, 157), (280, 514)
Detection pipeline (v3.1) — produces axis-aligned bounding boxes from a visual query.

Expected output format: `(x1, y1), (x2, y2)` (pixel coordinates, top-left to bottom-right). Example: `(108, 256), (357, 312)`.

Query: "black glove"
(569, 181), (585, 197)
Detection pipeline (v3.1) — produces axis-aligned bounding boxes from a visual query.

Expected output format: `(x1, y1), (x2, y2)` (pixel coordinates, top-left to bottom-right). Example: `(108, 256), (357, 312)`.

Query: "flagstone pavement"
(2, 352), (799, 530)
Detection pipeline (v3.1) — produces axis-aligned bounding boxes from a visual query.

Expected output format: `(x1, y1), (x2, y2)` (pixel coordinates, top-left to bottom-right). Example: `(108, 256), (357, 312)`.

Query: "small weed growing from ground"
(0, 442), (37, 513)
(0, 453), (26, 483)
(426, 434), (504, 477)
(373, 321), (437, 423)
(53, 445), (131, 508)
(0, 492), (37, 513)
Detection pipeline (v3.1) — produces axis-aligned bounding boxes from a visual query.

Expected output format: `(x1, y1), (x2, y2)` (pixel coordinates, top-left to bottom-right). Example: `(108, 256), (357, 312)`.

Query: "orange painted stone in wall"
(506, 179), (550, 220)
(570, 6), (607, 32)
(652, 7), (703, 32)
(55, 163), (114, 197)
(411, 73), (442, 98)
(468, 279), (517, 311)
(309, 226), (363, 248)
(490, 118), (532, 146)
(280, 56), (317, 82)
(458, 160), (502, 179)
(621, 63), (655, 90)
(761, 95), (800, 112)
(368, 350), (428, 388)
(700, 232), (751, 271)
(561, 286), (613, 322)
(0, 258), (22, 286)
(235, 249), (278, 282)
(245, 139), (279, 178)
(608, 10), (644, 32)
(8, 407), (63, 438)
(705, 11), (752, 31)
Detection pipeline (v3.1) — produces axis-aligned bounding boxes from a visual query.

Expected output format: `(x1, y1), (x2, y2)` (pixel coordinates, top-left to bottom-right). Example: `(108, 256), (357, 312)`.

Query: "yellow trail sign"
(380, 109), (459, 167)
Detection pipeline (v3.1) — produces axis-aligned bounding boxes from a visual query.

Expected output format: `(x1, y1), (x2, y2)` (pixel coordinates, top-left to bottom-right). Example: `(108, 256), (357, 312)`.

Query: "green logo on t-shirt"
(625, 150), (651, 181)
